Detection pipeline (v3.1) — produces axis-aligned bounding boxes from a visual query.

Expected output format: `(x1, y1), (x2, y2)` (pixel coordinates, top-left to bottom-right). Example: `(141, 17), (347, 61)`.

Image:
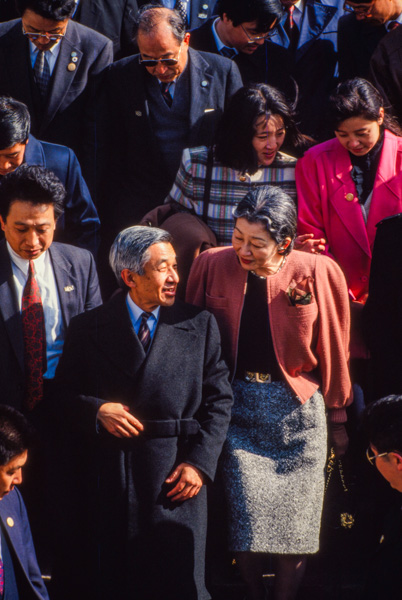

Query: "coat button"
(345, 193), (354, 202)
(361, 276), (368, 282)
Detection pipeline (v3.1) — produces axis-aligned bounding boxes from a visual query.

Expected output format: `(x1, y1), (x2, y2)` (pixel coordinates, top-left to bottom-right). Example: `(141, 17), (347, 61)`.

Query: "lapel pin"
(67, 63), (77, 72)
(201, 80), (208, 87)
(135, 110), (142, 117)
(345, 193), (354, 202)
(64, 285), (75, 292)
(7, 517), (14, 527)
(204, 108), (215, 113)
(71, 51), (78, 57)
(72, 56), (78, 63)
(198, 13), (208, 18)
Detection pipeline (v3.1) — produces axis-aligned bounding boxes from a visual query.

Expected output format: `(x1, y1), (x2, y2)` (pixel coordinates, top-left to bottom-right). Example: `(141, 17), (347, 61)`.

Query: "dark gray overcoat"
(53, 290), (233, 600)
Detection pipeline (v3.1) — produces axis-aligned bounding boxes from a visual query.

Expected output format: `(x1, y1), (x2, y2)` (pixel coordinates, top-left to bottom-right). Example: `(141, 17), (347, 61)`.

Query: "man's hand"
(294, 233), (326, 254)
(97, 403), (144, 438)
(165, 463), (204, 502)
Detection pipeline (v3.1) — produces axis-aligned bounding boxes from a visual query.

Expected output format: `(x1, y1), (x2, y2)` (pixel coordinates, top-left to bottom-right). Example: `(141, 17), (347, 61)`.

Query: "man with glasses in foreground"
(0, 0), (113, 186)
(361, 395), (402, 599)
(338, 0), (402, 80)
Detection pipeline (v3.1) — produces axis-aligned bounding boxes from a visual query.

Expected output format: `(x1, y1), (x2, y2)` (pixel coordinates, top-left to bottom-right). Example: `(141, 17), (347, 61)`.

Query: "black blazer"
(370, 26), (402, 124)
(0, 19), (113, 170)
(96, 47), (242, 228)
(0, 240), (102, 409)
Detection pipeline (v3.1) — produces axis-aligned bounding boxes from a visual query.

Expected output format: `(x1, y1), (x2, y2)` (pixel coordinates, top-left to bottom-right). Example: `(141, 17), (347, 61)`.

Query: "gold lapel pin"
(7, 517), (14, 527)
(67, 63), (76, 72)
(345, 193), (354, 202)
(64, 285), (75, 292)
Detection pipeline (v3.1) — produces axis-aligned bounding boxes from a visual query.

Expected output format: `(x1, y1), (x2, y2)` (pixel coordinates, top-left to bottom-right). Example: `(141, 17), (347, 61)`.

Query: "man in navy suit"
(0, 0), (113, 184)
(0, 96), (100, 257)
(0, 405), (49, 600)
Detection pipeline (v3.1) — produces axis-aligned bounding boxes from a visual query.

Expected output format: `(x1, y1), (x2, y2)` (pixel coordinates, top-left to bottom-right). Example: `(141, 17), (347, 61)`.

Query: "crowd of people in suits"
(0, 0), (402, 598)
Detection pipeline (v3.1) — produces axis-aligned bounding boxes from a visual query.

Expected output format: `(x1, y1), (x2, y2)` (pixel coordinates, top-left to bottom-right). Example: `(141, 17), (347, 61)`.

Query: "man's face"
(0, 200), (56, 260)
(128, 242), (179, 312)
(21, 8), (69, 51)
(0, 142), (27, 176)
(222, 16), (276, 54)
(344, 0), (397, 24)
(137, 26), (190, 83)
(0, 450), (28, 499)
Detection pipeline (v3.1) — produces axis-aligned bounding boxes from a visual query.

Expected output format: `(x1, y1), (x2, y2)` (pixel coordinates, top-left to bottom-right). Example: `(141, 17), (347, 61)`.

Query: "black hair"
(233, 185), (297, 254)
(133, 3), (186, 44)
(0, 96), (30, 150)
(328, 78), (402, 136)
(361, 395), (402, 454)
(0, 406), (36, 466)
(216, 0), (283, 31)
(0, 164), (65, 220)
(16, 0), (75, 20)
(215, 83), (311, 174)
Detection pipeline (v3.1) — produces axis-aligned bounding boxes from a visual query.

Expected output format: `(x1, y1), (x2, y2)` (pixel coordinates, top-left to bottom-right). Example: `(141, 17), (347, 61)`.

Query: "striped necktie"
(34, 50), (51, 98)
(138, 312), (152, 352)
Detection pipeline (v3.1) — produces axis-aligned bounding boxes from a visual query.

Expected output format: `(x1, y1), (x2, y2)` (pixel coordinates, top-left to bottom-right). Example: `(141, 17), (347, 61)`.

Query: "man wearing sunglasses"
(0, 0), (113, 188)
(95, 4), (241, 292)
(338, 0), (402, 81)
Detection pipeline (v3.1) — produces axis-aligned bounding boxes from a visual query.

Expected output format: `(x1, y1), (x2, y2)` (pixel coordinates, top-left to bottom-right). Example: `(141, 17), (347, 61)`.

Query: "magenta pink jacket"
(296, 130), (402, 302)
(186, 247), (352, 422)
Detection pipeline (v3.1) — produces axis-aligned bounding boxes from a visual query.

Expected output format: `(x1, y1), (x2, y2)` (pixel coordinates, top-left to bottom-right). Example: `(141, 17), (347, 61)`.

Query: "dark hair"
(0, 406), (35, 466)
(0, 164), (65, 220)
(328, 78), (402, 135)
(0, 96), (30, 150)
(216, 0), (283, 31)
(215, 83), (310, 174)
(133, 4), (186, 44)
(233, 186), (297, 254)
(16, 0), (75, 20)
(361, 395), (402, 454)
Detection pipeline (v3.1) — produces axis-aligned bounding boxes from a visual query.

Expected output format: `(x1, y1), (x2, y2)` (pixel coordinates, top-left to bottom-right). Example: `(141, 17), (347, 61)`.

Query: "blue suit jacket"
(23, 134), (100, 257)
(0, 240), (102, 410)
(0, 489), (49, 600)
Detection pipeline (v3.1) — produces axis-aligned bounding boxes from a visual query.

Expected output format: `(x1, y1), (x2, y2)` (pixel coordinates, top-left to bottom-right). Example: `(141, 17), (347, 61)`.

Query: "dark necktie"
(284, 5), (299, 53)
(387, 20), (400, 31)
(22, 260), (46, 410)
(160, 81), (173, 107)
(138, 312), (152, 353)
(220, 46), (236, 59)
(175, 0), (187, 25)
(34, 50), (51, 99)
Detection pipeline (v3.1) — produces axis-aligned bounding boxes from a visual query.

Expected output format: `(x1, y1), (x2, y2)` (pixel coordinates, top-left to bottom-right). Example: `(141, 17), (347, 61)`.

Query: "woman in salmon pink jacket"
(186, 186), (352, 600)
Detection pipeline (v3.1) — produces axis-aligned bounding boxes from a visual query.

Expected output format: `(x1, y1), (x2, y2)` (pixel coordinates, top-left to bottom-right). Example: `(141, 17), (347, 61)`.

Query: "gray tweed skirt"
(222, 380), (327, 554)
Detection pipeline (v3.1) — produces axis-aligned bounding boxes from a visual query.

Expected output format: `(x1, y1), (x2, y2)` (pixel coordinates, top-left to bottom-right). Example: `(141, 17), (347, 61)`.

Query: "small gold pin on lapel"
(67, 63), (76, 72)
(64, 285), (75, 292)
(204, 108), (215, 113)
(135, 110), (142, 117)
(345, 193), (354, 202)
(7, 517), (14, 527)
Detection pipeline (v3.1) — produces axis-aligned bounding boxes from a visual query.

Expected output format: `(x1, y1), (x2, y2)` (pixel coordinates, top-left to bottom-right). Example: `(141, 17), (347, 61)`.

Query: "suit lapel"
(49, 244), (80, 328)
(187, 49), (214, 146)
(0, 242), (24, 373)
(39, 21), (83, 134)
(331, 144), (371, 256)
(23, 134), (46, 166)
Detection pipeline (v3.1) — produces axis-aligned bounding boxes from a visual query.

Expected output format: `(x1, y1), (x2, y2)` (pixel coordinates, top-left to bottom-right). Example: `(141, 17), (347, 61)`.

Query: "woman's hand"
(329, 422), (349, 458)
(294, 233), (326, 254)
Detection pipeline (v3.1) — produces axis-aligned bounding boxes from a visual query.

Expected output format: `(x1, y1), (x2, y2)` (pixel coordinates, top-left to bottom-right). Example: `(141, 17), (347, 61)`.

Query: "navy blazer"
(0, 240), (102, 410)
(0, 19), (113, 172)
(0, 488), (49, 600)
(23, 134), (100, 257)
(96, 47), (242, 229)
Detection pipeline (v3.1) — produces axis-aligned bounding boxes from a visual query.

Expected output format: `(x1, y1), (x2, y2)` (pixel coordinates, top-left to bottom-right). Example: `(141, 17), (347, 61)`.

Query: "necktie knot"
(220, 46), (236, 59)
(160, 81), (173, 107)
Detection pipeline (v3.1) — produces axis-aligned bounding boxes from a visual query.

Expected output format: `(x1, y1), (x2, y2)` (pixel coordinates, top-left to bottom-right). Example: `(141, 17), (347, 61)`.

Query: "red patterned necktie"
(138, 312), (152, 353)
(22, 260), (46, 410)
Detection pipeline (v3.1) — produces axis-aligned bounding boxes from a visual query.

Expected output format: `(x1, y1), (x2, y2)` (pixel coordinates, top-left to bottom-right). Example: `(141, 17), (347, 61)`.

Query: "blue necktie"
(34, 51), (51, 98)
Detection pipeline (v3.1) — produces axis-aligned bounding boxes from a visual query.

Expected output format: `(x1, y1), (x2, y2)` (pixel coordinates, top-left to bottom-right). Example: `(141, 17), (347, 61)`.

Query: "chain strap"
(325, 447), (355, 529)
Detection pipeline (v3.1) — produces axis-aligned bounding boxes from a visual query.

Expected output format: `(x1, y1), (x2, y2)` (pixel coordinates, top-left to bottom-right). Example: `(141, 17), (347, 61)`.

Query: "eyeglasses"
(343, 1), (375, 15)
(139, 43), (183, 67)
(22, 25), (66, 42)
(240, 24), (275, 43)
(366, 447), (389, 465)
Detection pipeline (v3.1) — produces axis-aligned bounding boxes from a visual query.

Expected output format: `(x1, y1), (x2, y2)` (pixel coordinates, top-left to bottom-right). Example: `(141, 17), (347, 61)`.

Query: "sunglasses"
(139, 43), (183, 67)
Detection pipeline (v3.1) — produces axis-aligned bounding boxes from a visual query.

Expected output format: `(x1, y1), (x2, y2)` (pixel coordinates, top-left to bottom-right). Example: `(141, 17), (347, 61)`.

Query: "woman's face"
(252, 114), (286, 166)
(232, 217), (290, 277)
(334, 109), (384, 156)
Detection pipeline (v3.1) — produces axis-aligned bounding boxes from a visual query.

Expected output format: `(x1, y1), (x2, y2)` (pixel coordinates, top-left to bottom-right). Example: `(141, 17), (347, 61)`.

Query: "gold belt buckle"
(245, 371), (272, 384)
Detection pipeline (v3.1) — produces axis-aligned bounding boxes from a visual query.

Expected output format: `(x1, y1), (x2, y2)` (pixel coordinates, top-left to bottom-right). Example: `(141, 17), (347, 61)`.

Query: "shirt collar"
(7, 241), (48, 277)
(385, 12), (402, 29)
(126, 293), (160, 325)
(212, 17), (239, 55)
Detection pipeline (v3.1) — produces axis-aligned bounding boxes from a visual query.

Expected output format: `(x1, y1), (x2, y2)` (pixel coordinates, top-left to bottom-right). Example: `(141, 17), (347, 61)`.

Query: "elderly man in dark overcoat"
(54, 226), (233, 600)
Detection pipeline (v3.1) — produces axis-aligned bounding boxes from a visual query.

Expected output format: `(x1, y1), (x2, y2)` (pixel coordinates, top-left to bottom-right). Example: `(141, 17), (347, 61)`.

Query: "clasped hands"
(97, 402), (204, 502)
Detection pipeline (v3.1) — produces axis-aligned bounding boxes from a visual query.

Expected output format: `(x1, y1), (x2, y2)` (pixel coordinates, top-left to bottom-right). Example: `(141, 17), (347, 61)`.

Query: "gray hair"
(133, 4), (186, 44)
(109, 226), (173, 284)
(233, 186), (297, 255)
